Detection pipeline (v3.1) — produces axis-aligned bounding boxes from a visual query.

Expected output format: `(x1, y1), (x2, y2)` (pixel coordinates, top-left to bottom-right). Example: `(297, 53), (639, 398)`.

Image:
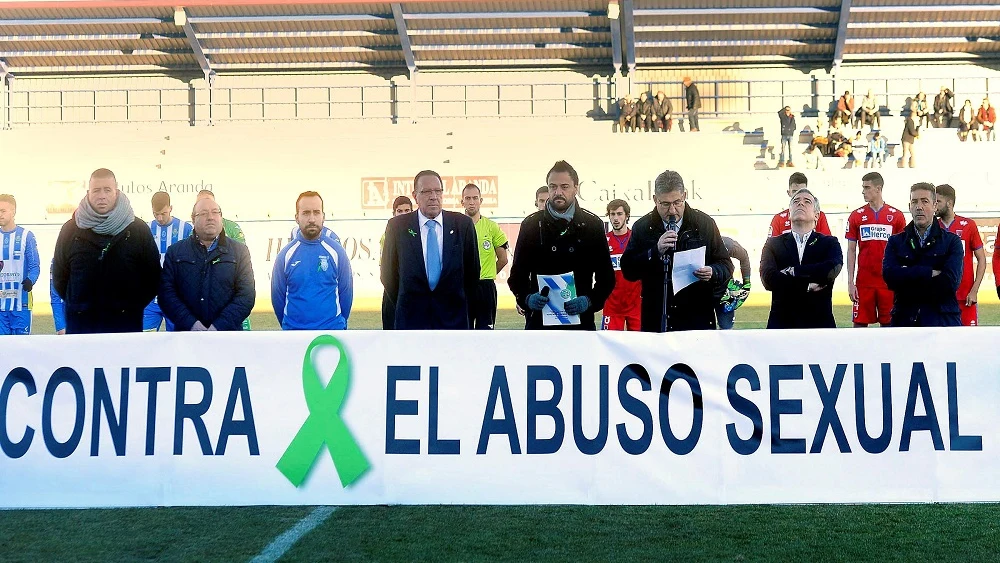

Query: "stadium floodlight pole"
(176, 6), (216, 125)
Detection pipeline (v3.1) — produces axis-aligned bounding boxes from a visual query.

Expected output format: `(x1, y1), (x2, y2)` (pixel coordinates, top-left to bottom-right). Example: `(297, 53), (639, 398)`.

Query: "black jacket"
(159, 230), (256, 331)
(620, 203), (733, 332)
(902, 116), (920, 143)
(654, 97), (673, 119)
(685, 83), (701, 110)
(638, 99), (653, 119)
(883, 221), (962, 327)
(619, 100), (637, 119)
(53, 216), (161, 334)
(778, 110), (797, 136)
(508, 204), (615, 330)
(761, 232), (843, 329)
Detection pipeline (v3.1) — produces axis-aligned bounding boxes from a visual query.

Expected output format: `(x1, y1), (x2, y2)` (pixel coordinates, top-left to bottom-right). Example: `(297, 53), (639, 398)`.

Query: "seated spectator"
(845, 130), (866, 168)
(978, 98), (996, 141)
(858, 89), (880, 130)
(865, 130), (887, 168)
(802, 141), (826, 170)
(914, 92), (931, 129)
(833, 90), (855, 127)
(934, 86), (954, 128)
(637, 92), (653, 132)
(958, 99), (979, 142)
(653, 91), (672, 132)
(618, 95), (637, 133)
(825, 129), (847, 157)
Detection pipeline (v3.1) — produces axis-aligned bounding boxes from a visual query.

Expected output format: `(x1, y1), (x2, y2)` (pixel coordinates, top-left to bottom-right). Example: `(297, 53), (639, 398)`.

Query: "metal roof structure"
(1, 0), (999, 79)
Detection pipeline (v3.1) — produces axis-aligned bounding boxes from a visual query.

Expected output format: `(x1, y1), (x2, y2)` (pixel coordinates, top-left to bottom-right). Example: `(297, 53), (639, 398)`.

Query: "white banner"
(1, 329), (998, 508)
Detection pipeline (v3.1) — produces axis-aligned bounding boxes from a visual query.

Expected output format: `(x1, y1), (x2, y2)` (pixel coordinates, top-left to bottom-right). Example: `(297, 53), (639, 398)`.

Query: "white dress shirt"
(417, 210), (445, 266)
(792, 230), (812, 263)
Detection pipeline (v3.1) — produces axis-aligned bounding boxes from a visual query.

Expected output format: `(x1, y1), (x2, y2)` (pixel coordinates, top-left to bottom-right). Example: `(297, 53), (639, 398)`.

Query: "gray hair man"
(620, 170), (733, 331)
(760, 188), (843, 329)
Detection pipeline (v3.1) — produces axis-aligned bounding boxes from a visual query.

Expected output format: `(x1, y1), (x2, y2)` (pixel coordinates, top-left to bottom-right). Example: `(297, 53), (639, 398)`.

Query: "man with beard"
(272, 191), (353, 330)
(935, 184), (985, 326)
(603, 199), (641, 331)
(462, 183), (509, 329)
(53, 168), (161, 334)
(883, 183), (962, 327)
(508, 160), (614, 330)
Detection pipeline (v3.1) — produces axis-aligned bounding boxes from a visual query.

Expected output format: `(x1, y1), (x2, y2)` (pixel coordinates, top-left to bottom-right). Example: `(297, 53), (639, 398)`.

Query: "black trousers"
(381, 291), (395, 330)
(469, 279), (498, 330)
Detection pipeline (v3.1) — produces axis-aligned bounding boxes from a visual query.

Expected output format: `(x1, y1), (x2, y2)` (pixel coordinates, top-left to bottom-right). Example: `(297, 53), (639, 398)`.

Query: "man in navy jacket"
(761, 188), (843, 329)
(883, 182), (963, 327)
(159, 198), (255, 331)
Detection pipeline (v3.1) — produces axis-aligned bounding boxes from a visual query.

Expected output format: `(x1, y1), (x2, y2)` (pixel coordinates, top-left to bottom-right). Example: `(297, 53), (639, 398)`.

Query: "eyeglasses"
(418, 188), (444, 196)
(657, 199), (685, 209)
(194, 209), (222, 219)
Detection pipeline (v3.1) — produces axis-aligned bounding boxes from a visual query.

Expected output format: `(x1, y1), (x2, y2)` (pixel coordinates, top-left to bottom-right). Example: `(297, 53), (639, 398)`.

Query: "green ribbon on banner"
(277, 335), (370, 488)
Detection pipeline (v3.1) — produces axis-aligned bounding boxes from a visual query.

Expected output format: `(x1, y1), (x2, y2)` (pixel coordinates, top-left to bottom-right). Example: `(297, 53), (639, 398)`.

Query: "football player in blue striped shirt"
(0, 194), (40, 335)
(144, 191), (192, 331)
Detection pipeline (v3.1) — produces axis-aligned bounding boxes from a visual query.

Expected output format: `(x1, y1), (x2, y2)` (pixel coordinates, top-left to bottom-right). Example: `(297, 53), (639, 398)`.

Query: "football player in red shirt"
(604, 199), (642, 331)
(846, 172), (906, 326)
(768, 172), (832, 238)
(935, 184), (985, 325)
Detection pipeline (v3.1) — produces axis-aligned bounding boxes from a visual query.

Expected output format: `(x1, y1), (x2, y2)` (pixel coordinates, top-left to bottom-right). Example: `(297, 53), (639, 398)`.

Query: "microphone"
(541, 286), (550, 297)
(667, 217), (678, 233)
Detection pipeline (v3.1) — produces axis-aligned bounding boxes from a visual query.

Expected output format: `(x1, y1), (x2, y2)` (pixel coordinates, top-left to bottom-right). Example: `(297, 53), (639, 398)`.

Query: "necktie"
(426, 219), (441, 290)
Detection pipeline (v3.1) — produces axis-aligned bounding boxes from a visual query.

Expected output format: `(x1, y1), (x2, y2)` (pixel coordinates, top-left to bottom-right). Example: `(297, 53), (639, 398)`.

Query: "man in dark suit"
(883, 182), (963, 327)
(761, 188), (843, 329)
(381, 170), (479, 329)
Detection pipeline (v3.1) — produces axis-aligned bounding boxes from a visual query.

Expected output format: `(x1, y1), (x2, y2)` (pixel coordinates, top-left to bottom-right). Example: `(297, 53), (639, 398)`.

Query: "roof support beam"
(176, 8), (214, 82)
(622, 0), (636, 74)
(832, 0), (851, 75)
(391, 3), (416, 75)
(608, 0), (623, 74)
(1, 59), (12, 130)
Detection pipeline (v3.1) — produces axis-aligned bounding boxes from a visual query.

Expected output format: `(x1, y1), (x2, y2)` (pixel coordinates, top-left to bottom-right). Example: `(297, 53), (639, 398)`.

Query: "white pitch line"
(249, 506), (337, 563)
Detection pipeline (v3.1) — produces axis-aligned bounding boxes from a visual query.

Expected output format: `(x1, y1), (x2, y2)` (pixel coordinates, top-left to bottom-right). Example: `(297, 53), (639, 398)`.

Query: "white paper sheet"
(672, 246), (706, 292)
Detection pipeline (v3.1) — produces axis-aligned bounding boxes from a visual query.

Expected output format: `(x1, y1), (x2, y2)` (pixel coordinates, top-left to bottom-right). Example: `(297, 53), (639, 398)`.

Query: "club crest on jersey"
(886, 215), (893, 222)
(318, 255), (330, 272)
(483, 240), (492, 250)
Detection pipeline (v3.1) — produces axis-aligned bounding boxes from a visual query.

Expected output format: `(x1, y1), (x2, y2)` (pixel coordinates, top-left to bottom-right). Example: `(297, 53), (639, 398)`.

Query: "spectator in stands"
(653, 90), (672, 132)
(914, 92), (931, 129)
(978, 98), (996, 141)
(935, 184), (986, 326)
(769, 172), (832, 238)
(381, 195), (413, 329)
(637, 92), (654, 132)
(617, 94), (637, 133)
(683, 77), (701, 132)
(846, 172), (906, 327)
(620, 169), (733, 331)
(865, 130), (887, 168)
(53, 168), (160, 334)
(834, 90), (855, 127)
(382, 170), (479, 330)
(144, 191), (192, 332)
(933, 86), (954, 128)
(534, 186), (549, 211)
(508, 161), (614, 330)
(717, 236), (751, 330)
(777, 106), (796, 168)
(604, 199), (641, 331)
(160, 197), (255, 331)
(197, 189), (251, 330)
(859, 89), (880, 130)
(802, 141), (825, 171)
(883, 182), (962, 327)
(901, 101), (919, 168)
(845, 130), (866, 168)
(958, 99), (979, 142)
(272, 191), (352, 330)
(0, 194), (40, 335)
(463, 183), (509, 330)
(761, 188), (842, 329)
